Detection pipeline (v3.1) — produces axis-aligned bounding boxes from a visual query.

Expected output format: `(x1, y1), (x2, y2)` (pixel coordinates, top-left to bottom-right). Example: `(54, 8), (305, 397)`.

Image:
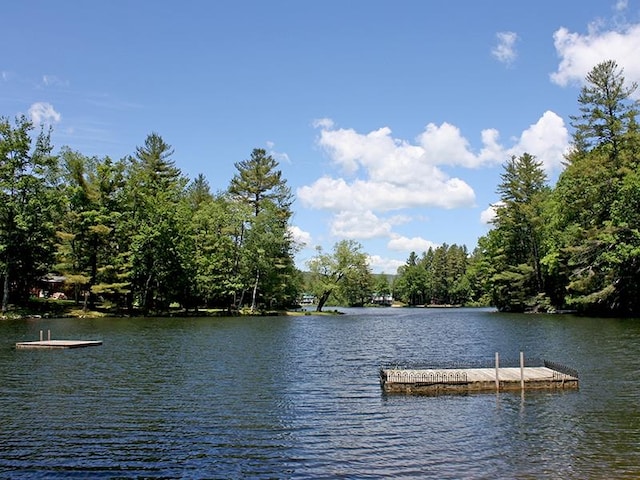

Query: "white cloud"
(492, 31), (518, 65)
(480, 202), (503, 225)
(289, 225), (312, 247)
(266, 141), (290, 164)
(416, 122), (514, 168)
(367, 254), (405, 275)
(387, 235), (439, 254)
(299, 115), (569, 215)
(298, 175), (475, 212)
(312, 117), (334, 129)
(28, 102), (61, 125)
(329, 210), (410, 239)
(331, 210), (392, 239)
(506, 111), (569, 173)
(299, 123), (479, 212)
(298, 116), (570, 250)
(551, 23), (640, 97)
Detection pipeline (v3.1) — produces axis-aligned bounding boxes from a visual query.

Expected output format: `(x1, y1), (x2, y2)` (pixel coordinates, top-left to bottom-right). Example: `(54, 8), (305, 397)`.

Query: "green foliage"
(226, 149), (299, 311)
(393, 245), (470, 306)
(543, 60), (640, 315)
(119, 133), (191, 313)
(570, 59), (638, 157)
(306, 240), (371, 311)
(0, 116), (59, 311)
(229, 148), (292, 219)
(6, 58), (640, 318)
(56, 149), (126, 309)
(484, 153), (550, 311)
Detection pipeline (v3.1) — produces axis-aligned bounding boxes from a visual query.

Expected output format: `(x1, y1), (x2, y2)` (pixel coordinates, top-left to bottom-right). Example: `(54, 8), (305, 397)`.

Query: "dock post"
(495, 352), (500, 391)
(48, 330), (51, 341)
(39, 330), (43, 341)
(520, 351), (525, 390)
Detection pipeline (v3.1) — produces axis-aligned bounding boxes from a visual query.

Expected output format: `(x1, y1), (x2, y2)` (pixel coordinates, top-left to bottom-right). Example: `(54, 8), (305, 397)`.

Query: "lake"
(1, 307), (639, 479)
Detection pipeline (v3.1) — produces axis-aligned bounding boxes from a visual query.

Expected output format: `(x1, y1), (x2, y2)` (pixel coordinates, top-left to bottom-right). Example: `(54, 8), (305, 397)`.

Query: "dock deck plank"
(15, 340), (102, 349)
(381, 365), (578, 394)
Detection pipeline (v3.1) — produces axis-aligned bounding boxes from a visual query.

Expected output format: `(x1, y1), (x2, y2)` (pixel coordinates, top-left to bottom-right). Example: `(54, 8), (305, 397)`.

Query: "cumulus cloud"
(387, 235), (440, 254)
(506, 111), (570, 173)
(329, 210), (409, 239)
(480, 202), (504, 225)
(299, 123), (478, 212)
(551, 22), (640, 97)
(289, 225), (312, 247)
(367, 254), (405, 275)
(492, 31), (519, 65)
(299, 114), (568, 215)
(298, 115), (569, 254)
(28, 102), (61, 125)
(331, 210), (393, 239)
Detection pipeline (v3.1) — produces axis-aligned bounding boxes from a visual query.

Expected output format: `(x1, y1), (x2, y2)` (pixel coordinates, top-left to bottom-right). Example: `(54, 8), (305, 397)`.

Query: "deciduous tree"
(0, 116), (59, 311)
(307, 240), (370, 312)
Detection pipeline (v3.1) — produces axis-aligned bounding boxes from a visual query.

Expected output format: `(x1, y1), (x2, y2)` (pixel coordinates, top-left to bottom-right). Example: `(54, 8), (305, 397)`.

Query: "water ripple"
(2, 310), (640, 478)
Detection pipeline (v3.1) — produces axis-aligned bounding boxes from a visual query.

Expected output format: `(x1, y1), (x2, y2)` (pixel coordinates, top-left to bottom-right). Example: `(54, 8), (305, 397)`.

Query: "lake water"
(1, 307), (640, 479)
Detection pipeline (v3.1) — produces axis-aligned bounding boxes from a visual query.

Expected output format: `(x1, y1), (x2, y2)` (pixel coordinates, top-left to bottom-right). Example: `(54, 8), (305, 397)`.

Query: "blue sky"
(3, 0), (640, 273)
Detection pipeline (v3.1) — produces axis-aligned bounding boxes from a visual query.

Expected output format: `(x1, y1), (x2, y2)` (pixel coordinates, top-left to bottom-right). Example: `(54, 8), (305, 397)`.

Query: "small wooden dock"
(15, 330), (102, 350)
(380, 353), (578, 395)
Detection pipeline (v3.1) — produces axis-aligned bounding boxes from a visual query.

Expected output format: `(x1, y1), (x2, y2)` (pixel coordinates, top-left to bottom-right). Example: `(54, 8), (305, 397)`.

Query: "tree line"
(0, 128), (301, 314)
(393, 60), (640, 317)
(2, 60), (638, 317)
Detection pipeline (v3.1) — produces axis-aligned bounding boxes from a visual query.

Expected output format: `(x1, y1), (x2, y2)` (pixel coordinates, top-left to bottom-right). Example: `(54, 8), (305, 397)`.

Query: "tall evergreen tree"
(186, 173), (213, 211)
(571, 59), (638, 159)
(488, 153), (549, 311)
(393, 251), (427, 305)
(548, 60), (640, 314)
(229, 148), (292, 218)
(122, 133), (190, 313)
(227, 148), (297, 311)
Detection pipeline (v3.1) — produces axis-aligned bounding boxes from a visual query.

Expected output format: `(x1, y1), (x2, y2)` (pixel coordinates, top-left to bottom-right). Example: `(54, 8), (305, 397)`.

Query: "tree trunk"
(143, 273), (153, 314)
(316, 289), (332, 312)
(250, 269), (260, 312)
(82, 290), (89, 313)
(2, 270), (9, 313)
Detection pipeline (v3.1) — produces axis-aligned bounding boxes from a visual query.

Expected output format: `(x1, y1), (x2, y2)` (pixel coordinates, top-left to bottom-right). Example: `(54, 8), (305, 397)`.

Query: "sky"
(3, 0), (640, 273)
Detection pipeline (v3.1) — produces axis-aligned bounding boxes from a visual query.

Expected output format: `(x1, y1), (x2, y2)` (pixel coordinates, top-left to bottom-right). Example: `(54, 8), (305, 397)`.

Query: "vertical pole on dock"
(495, 352), (500, 392)
(520, 351), (525, 390)
(40, 330), (43, 341)
(47, 330), (51, 341)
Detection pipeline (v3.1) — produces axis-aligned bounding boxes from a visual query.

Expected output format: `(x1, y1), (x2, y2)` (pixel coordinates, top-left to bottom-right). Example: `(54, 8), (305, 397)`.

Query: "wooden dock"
(380, 353), (579, 394)
(16, 340), (102, 349)
(15, 330), (102, 350)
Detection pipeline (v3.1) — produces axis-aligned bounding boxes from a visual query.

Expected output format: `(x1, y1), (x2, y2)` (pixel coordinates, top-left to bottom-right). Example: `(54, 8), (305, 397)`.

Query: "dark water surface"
(1, 308), (640, 478)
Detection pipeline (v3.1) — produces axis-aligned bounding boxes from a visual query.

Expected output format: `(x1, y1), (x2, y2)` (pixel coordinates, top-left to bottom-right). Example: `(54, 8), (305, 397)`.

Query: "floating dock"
(380, 353), (578, 394)
(15, 330), (102, 350)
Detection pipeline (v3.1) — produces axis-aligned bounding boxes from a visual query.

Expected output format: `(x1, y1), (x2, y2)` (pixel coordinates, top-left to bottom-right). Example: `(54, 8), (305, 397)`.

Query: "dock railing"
(382, 369), (468, 385)
(381, 352), (579, 393)
(543, 360), (579, 379)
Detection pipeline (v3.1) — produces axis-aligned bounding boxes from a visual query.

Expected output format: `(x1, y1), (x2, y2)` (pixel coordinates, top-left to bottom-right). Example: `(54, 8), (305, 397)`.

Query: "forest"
(394, 60), (640, 316)
(1, 60), (639, 317)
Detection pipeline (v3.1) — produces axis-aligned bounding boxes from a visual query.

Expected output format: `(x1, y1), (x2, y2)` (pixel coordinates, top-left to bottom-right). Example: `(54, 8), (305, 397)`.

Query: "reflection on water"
(1, 308), (640, 478)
